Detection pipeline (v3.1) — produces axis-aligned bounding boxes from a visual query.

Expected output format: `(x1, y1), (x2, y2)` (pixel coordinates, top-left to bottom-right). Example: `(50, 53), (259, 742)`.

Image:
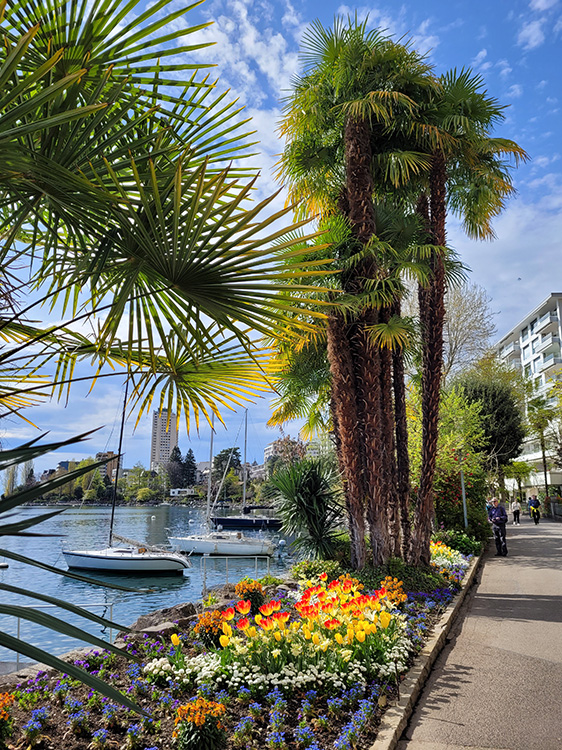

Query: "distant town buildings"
(150, 409), (178, 471)
(95, 451), (120, 481)
(496, 292), (562, 495)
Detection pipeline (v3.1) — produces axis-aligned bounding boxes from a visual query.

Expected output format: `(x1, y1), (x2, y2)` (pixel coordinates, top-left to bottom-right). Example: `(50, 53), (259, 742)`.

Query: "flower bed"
(3, 544), (471, 750)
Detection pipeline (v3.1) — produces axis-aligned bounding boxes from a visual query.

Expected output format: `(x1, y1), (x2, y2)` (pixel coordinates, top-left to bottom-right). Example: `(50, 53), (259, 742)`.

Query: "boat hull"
(169, 534), (276, 556)
(211, 515), (282, 530)
(63, 548), (190, 574)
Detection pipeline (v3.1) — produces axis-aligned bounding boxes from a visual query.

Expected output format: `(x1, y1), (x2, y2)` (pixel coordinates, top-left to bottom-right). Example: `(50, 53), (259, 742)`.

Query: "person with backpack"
(529, 495), (541, 525)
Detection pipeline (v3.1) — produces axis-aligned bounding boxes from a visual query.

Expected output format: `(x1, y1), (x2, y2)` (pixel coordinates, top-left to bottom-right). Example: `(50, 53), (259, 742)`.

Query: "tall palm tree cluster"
(275, 17), (527, 568)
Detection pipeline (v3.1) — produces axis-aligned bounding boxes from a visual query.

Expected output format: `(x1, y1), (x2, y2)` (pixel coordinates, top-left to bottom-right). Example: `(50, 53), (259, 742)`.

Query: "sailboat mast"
(109, 377), (129, 547)
(206, 413), (215, 522)
(242, 408), (248, 506)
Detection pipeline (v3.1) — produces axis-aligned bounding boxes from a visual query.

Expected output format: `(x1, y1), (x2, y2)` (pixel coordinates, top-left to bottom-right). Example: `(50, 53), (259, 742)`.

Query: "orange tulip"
(237, 617), (250, 631)
(223, 607), (235, 621)
(236, 600), (251, 615)
(259, 602), (274, 616)
(319, 572), (327, 581)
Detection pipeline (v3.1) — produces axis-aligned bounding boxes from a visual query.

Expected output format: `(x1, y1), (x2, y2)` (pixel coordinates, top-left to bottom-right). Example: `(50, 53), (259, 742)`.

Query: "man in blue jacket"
(489, 497), (508, 557)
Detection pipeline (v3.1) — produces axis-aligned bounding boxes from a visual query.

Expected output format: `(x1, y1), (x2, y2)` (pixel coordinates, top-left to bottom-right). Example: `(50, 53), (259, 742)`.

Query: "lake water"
(0, 505), (290, 665)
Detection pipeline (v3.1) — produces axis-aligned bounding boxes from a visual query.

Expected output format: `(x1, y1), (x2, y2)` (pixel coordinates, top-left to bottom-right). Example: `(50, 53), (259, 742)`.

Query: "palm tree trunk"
(351, 309), (390, 565)
(326, 314), (367, 569)
(391, 301), (412, 559)
(411, 152), (447, 565)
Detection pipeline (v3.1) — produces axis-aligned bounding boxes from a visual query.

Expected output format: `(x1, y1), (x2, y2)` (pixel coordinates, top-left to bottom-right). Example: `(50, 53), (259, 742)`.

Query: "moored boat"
(168, 531), (276, 556)
(211, 514), (282, 530)
(63, 546), (190, 574)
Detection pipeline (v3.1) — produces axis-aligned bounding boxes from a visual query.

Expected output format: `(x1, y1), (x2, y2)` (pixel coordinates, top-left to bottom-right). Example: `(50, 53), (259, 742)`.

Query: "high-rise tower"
(150, 410), (178, 471)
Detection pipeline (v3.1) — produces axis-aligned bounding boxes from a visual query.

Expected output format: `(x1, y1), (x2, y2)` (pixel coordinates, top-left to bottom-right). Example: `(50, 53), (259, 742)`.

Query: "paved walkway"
(398, 515), (562, 750)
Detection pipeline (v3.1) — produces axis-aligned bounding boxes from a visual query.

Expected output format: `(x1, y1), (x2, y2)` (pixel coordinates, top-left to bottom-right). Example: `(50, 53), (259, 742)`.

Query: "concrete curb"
(369, 552), (483, 750)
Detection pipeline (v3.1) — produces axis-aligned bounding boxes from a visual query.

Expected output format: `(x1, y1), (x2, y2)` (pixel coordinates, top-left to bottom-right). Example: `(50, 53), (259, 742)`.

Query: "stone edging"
(368, 552), (483, 750)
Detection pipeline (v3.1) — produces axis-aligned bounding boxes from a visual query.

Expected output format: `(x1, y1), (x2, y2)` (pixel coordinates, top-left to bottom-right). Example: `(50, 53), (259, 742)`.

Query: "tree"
(213, 447), (242, 483)
(165, 446), (185, 489)
(183, 448), (197, 486)
(457, 374), (526, 489)
(407, 69), (527, 564)
(279, 17), (434, 568)
(527, 395), (557, 500)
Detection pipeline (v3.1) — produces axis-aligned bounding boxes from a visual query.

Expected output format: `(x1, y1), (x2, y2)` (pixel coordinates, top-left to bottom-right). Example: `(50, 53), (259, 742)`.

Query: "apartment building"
(150, 410), (178, 471)
(495, 292), (562, 495)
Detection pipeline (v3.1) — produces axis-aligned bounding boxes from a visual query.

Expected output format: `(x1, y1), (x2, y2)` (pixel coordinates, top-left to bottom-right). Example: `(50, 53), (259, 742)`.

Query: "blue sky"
(4, 0), (562, 476)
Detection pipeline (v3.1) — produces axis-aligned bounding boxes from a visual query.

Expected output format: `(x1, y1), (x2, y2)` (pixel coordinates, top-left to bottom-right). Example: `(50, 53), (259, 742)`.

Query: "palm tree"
(527, 395), (556, 502)
(278, 17), (435, 568)
(0, 0), (329, 425)
(407, 69), (527, 564)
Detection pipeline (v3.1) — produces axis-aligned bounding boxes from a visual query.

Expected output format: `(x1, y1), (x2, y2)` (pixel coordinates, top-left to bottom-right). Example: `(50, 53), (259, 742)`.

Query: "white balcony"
(500, 341), (521, 360)
(535, 333), (560, 354)
(539, 352), (562, 374)
(535, 312), (559, 335)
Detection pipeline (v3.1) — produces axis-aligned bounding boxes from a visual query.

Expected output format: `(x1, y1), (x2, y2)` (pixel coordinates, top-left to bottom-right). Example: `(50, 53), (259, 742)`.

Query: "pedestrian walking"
(510, 498), (522, 525)
(489, 497), (508, 556)
(529, 495), (541, 525)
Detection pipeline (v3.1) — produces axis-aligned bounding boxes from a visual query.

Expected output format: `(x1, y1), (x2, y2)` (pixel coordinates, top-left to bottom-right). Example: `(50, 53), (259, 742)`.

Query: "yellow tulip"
(379, 611), (391, 629)
(290, 621), (301, 632)
(171, 633), (180, 647)
(347, 632), (355, 644)
(303, 627), (312, 640)
(356, 630), (366, 643)
(221, 622), (232, 637)
(247, 627), (257, 638)
(274, 631), (282, 642)
(335, 633), (344, 645)
(254, 614), (263, 625)
(219, 635), (230, 648)
(312, 633), (320, 646)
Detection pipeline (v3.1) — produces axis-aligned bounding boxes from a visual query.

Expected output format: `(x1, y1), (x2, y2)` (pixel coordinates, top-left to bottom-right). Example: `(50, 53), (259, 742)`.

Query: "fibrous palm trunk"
(391, 301), (412, 558)
(327, 314), (367, 569)
(411, 151), (447, 566)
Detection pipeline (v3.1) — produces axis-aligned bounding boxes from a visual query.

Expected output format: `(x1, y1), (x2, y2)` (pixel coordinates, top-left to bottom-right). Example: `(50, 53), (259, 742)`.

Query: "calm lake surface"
(0, 505), (290, 664)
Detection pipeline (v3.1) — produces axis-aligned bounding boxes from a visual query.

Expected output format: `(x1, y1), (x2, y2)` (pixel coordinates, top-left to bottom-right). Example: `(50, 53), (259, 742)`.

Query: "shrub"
(290, 559), (343, 583)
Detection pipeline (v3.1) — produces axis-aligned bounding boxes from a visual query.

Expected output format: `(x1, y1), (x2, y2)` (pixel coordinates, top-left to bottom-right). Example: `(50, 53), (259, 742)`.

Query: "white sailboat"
(63, 381), (191, 575)
(168, 411), (277, 557)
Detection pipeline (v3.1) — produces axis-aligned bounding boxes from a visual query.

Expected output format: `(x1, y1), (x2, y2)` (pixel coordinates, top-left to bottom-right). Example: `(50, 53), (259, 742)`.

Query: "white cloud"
(506, 83), (524, 98)
(517, 19), (546, 49)
(497, 59), (513, 78)
(472, 48), (491, 71)
(529, 0), (558, 10)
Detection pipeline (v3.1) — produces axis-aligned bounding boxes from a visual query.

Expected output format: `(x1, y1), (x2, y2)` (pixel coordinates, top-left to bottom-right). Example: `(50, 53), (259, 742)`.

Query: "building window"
(521, 326), (528, 341)
(523, 344), (530, 359)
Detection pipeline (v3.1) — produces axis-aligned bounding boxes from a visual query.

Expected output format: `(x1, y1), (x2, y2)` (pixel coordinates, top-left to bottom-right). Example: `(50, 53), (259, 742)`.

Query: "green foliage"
(290, 559), (344, 582)
(271, 458), (344, 559)
(354, 559), (452, 594)
(432, 529), (483, 556)
(457, 374), (526, 468)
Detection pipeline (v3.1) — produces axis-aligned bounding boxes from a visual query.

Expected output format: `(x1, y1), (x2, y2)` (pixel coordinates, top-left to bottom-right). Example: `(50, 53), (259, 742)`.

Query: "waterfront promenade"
(398, 515), (562, 750)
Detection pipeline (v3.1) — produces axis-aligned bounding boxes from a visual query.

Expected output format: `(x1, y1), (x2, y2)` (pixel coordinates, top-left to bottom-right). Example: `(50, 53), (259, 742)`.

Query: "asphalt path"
(398, 513), (562, 750)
